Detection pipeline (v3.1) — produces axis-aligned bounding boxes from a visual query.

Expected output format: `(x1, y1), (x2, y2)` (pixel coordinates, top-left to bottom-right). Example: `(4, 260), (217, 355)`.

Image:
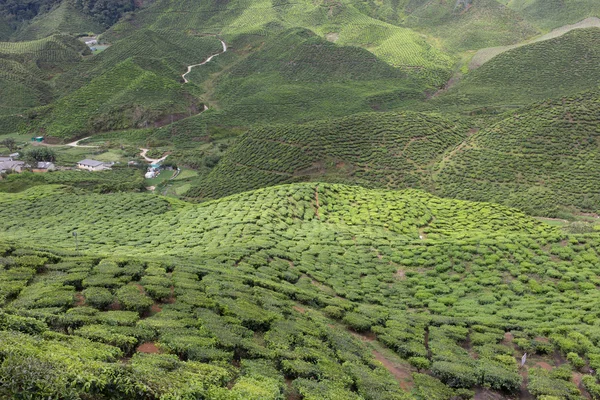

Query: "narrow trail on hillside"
(139, 148), (169, 164)
(470, 17), (600, 69)
(182, 38), (227, 84)
(66, 137), (98, 148)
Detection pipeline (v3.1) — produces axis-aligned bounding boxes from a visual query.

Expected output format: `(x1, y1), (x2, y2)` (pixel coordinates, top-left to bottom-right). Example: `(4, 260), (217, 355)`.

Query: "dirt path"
(66, 137), (98, 148)
(139, 148), (168, 164)
(470, 17), (600, 69)
(314, 185), (320, 219)
(182, 39), (227, 83)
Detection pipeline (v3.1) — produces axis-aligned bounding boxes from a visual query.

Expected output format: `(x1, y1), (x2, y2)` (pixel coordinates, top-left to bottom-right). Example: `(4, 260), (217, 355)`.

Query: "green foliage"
(25, 147), (56, 163)
(434, 89), (600, 216)
(528, 367), (581, 399)
(408, 356), (430, 371)
(434, 28), (600, 112)
(82, 287), (113, 309)
(188, 111), (466, 200)
(115, 284), (153, 314)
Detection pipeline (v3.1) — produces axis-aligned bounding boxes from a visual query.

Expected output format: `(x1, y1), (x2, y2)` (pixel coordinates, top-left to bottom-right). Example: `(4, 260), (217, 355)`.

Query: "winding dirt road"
(139, 148), (169, 164)
(66, 137), (98, 147)
(139, 38), (226, 163)
(182, 39), (227, 83)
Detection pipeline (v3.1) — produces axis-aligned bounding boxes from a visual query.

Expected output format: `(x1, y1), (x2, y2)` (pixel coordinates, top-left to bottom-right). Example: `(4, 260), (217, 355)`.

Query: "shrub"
(115, 285), (153, 314)
(83, 287), (114, 310)
(409, 357), (431, 372)
(566, 352), (585, 370)
(431, 361), (477, 388)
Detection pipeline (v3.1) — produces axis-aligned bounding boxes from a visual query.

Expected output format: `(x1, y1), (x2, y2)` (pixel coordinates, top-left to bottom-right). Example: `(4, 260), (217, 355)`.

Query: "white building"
(77, 159), (108, 171)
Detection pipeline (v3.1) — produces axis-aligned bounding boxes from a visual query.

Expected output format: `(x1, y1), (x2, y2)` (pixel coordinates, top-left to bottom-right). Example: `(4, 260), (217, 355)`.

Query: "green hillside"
(206, 28), (433, 126)
(400, 0), (539, 52)
(0, 34), (88, 116)
(13, 0), (105, 41)
(104, 0), (455, 88)
(433, 89), (600, 217)
(187, 111), (466, 200)
(501, 0), (600, 30)
(432, 27), (600, 113)
(1, 182), (600, 398)
(13, 32), (224, 139)
(0, 17), (13, 41)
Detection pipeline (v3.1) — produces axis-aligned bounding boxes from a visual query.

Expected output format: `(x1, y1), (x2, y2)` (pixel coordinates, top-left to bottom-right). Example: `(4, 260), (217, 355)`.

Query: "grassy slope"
(433, 89), (600, 217)
(399, 0), (539, 52)
(17, 32), (224, 139)
(206, 28), (429, 126)
(2, 182), (600, 399)
(13, 0), (105, 41)
(0, 182), (555, 258)
(431, 28), (600, 112)
(186, 111), (466, 200)
(501, 0), (600, 30)
(0, 34), (88, 116)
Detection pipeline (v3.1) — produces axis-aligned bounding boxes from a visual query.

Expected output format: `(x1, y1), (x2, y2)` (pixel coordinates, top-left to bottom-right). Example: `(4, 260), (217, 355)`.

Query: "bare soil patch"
(137, 342), (161, 354)
(372, 350), (414, 391)
(293, 305), (306, 314)
(74, 292), (85, 307)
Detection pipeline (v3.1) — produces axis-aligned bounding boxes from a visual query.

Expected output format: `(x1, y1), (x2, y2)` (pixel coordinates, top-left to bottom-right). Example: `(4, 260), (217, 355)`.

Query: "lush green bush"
(82, 287), (113, 310)
(115, 285), (153, 314)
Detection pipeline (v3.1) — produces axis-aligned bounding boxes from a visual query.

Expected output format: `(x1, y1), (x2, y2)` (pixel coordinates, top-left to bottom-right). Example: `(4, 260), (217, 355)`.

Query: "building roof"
(78, 159), (104, 167)
(0, 161), (24, 171)
(37, 162), (54, 169)
(0, 157), (13, 162)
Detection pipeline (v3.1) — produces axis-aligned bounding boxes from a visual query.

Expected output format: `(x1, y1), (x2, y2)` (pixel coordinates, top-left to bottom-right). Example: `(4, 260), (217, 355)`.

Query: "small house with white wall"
(77, 159), (108, 171)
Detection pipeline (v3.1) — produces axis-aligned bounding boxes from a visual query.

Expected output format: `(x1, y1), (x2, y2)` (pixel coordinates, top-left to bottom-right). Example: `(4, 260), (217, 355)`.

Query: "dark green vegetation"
(1, 182), (600, 399)
(433, 89), (600, 217)
(0, 34), (89, 115)
(0, 169), (145, 193)
(187, 112), (465, 199)
(0, 0), (135, 39)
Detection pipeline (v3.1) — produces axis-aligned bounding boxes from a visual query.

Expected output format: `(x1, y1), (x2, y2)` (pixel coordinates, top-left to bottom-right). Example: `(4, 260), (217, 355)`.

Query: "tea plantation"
(1, 182), (600, 398)
(3, 0), (600, 398)
(432, 28), (600, 113)
(0, 34), (89, 115)
(433, 89), (600, 217)
(186, 111), (466, 199)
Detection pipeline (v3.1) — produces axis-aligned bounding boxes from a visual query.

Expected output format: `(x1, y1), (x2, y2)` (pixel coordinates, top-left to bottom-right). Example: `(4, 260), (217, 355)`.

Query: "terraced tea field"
(1, 182), (600, 398)
(433, 89), (600, 217)
(187, 111), (466, 199)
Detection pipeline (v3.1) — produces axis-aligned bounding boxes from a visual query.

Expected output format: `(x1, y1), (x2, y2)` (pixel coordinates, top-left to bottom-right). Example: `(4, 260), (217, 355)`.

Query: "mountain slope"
(13, 0), (105, 41)
(433, 89), (600, 216)
(186, 111), (466, 200)
(501, 0), (600, 30)
(104, 0), (455, 88)
(432, 27), (600, 112)
(3, 182), (600, 399)
(401, 0), (539, 52)
(0, 34), (89, 116)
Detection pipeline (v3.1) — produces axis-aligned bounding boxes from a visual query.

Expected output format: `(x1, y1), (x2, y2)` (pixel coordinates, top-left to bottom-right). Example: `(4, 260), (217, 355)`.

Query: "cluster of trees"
(0, 0), (135, 27)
